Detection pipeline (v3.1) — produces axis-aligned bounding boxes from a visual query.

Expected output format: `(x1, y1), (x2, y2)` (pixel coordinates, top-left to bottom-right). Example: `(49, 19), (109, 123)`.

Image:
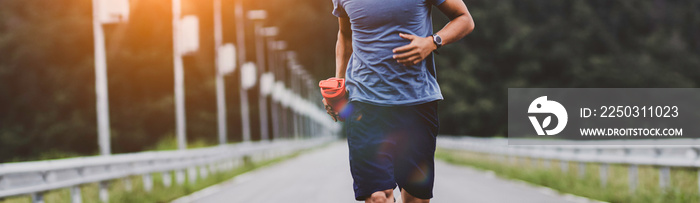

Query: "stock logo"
(528, 96), (568, 135)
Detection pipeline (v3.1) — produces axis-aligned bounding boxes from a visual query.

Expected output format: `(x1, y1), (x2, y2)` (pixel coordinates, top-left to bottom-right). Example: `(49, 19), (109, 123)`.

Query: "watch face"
(434, 35), (442, 45)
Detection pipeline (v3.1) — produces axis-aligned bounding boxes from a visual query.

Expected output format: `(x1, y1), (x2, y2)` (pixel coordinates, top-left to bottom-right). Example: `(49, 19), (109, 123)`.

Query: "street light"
(172, 0), (200, 186)
(273, 41), (290, 138)
(234, 0), (252, 143)
(286, 51), (302, 139)
(92, 0), (129, 157)
(262, 27), (279, 139)
(213, 0), (237, 146)
(90, 0), (129, 202)
(248, 10), (270, 141)
(248, 11), (268, 126)
(173, 12), (200, 151)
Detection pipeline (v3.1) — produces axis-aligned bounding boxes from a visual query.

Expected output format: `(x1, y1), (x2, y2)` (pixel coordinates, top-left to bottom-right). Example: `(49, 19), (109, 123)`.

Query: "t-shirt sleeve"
(428, 0), (446, 6)
(331, 0), (348, 17)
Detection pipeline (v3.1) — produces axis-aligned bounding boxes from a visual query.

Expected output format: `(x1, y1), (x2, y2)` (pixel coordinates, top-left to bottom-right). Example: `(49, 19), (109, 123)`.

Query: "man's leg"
(401, 188), (430, 203)
(365, 189), (394, 203)
(347, 102), (397, 201)
(393, 101), (439, 202)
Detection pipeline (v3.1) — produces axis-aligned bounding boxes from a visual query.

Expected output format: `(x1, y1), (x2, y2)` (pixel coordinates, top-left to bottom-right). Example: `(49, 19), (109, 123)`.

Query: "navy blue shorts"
(346, 101), (438, 201)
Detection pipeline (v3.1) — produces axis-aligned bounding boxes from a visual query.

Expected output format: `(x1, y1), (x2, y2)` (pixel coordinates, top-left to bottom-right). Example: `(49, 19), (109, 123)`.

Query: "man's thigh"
(346, 101), (439, 200)
(346, 102), (398, 201)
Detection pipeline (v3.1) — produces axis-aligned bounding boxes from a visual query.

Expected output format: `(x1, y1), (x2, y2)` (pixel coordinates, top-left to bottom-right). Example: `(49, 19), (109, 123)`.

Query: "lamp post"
(275, 41), (289, 138)
(92, 0), (129, 157)
(213, 0), (226, 145)
(172, 0), (187, 150)
(173, 0), (201, 186)
(247, 10), (269, 141)
(263, 27), (279, 139)
(269, 41), (287, 138)
(286, 51), (301, 139)
(92, 0), (112, 157)
(298, 69), (311, 138)
(213, 0), (237, 145)
(87, 1), (129, 202)
(234, 0), (252, 142)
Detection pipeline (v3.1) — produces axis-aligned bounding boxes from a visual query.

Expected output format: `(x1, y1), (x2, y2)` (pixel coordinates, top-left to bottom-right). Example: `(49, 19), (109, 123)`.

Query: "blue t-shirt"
(332, 0), (445, 106)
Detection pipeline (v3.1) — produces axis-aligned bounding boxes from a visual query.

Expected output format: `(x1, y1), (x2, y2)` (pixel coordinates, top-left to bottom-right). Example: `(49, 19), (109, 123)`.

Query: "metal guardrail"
(0, 137), (334, 202)
(437, 136), (700, 193)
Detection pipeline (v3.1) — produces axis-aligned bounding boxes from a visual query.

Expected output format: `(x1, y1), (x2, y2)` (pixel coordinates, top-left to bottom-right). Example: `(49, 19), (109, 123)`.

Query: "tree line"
(0, 0), (698, 162)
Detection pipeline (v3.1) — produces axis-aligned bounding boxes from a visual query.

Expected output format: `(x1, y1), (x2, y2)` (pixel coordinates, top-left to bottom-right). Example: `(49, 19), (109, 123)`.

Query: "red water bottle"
(319, 78), (348, 121)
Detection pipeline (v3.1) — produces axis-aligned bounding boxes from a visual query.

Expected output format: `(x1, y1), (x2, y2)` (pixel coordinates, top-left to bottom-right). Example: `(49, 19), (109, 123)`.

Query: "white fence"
(0, 137), (334, 202)
(437, 136), (700, 193)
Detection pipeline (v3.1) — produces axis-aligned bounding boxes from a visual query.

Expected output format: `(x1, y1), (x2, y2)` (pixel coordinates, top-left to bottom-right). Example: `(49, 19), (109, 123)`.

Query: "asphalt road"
(174, 142), (594, 203)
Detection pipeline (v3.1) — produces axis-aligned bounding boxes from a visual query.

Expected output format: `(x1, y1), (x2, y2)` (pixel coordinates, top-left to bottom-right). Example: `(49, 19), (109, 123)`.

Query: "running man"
(323, 0), (474, 202)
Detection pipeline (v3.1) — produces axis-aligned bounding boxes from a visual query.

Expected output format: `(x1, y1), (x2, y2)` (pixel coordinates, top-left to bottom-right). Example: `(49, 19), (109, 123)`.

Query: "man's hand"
(392, 33), (437, 66)
(322, 98), (339, 122)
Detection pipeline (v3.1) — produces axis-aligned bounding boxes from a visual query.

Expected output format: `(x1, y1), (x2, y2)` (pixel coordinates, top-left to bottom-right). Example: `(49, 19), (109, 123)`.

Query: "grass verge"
(435, 148), (700, 203)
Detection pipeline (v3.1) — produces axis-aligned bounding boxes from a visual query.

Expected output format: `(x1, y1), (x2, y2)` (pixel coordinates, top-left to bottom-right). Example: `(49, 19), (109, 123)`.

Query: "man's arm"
(393, 0), (474, 66)
(323, 17), (353, 122)
(335, 17), (353, 78)
(434, 0), (474, 45)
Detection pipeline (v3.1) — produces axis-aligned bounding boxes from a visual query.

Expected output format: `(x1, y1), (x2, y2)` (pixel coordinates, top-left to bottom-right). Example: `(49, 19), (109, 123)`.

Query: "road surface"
(174, 142), (594, 203)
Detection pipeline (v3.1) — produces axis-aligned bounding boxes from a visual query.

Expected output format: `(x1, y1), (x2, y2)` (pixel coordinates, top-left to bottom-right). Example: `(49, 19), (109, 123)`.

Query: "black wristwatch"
(432, 34), (443, 49)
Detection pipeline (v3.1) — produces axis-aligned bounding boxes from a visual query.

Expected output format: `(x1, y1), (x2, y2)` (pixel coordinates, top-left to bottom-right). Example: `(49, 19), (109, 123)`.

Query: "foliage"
(1, 0), (699, 161)
(434, 0), (700, 136)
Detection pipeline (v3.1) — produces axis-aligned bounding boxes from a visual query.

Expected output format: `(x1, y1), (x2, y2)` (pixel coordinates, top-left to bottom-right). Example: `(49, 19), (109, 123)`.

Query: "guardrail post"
(577, 162), (586, 178)
(659, 166), (670, 190)
(599, 163), (608, 187)
(221, 161), (229, 172)
(188, 167), (197, 184)
(162, 172), (172, 187)
(71, 185), (82, 203)
(694, 148), (700, 195)
(143, 174), (153, 192)
(508, 155), (515, 165)
(655, 146), (670, 190)
(200, 165), (209, 179)
(176, 170), (185, 185)
(629, 164), (638, 193)
(560, 160), (568, 172)
(32, 172), (50, 203)
(123, 177), (132, 191)
(232, 158), (239, 169)
(99, 181), (109, 203)
(31, 192), (44, 203)
(697, 169), (700, 195)
(524, 156), (530, 166)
